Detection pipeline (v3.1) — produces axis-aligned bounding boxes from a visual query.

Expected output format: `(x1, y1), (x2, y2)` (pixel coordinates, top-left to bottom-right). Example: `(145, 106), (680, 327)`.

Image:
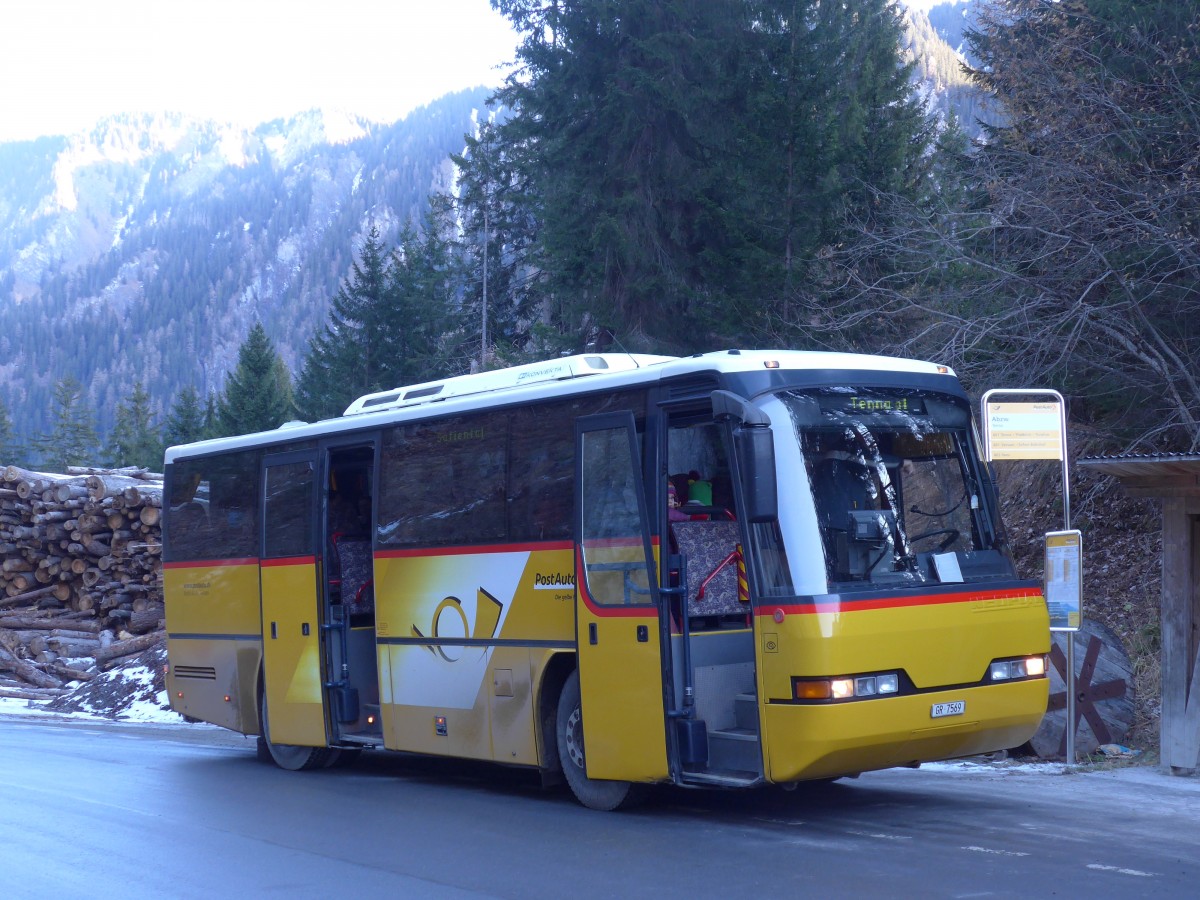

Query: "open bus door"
(573, 414), (668, 784)
(259, 451), (328, 749)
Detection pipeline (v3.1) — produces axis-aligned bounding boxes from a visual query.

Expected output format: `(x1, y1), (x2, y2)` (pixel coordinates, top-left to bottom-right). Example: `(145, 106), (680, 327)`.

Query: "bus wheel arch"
(257, 676), (334, 771)
(538, 654), (576, 784)
(555, 668), (641, 810)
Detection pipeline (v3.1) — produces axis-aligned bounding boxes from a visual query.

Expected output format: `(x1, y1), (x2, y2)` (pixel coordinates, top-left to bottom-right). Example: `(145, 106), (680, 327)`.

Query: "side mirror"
(735, 425), (778, 524)
(711, 390), (778, 524)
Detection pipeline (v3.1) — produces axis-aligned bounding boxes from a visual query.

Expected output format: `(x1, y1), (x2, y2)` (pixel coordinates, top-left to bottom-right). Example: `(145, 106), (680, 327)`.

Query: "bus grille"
(172, 665), (217, 680)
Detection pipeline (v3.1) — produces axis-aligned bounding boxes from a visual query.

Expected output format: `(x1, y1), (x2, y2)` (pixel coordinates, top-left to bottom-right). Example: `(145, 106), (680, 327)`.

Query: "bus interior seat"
(670, 520), (745, 620)
(332, 535), (374, 620)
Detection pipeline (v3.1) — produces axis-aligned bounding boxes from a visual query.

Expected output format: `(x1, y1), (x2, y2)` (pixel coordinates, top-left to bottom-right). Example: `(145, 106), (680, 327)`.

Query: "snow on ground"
(0, 685), (185, 724)
(0, 644), (189, 725)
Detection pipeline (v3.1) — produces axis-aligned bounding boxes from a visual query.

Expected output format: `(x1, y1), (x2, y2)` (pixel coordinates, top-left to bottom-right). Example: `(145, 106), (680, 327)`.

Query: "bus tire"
(258, 689), (334, 771)
(556, 670), (639, 811)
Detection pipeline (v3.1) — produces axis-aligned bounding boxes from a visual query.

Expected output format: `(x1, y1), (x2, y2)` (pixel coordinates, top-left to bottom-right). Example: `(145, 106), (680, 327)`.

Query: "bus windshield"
(773, 387), (1013, 592)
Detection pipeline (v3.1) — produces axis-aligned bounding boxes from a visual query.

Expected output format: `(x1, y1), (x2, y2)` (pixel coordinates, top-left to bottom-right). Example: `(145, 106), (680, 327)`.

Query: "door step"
(681, 768), (763, 788)
(337, 733), (380, 747)
(339, 703), (382, 744)
(734, 692), (758, 730)
(708, 726), (762, 774)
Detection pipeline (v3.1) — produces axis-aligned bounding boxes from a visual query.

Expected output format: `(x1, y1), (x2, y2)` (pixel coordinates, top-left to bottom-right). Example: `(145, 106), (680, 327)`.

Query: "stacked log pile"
(0, 464), (165, 701)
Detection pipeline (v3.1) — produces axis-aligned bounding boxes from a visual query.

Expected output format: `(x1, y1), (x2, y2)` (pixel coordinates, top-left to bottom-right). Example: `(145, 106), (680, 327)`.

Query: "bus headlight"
(990, 655), (1048, 681)
(831, 678), (855, 700)
(795, 672), (901, 701)
(854, 677), (877, 697)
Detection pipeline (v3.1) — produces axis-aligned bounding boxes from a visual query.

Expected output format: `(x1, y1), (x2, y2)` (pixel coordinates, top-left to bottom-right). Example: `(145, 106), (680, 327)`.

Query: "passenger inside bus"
(328, 469), (374, 621)
(667, 481), (689, 522)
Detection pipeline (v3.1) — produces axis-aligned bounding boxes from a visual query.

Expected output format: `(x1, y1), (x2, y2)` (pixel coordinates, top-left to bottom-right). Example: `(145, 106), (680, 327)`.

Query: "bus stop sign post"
(981, 389), (1081, 764)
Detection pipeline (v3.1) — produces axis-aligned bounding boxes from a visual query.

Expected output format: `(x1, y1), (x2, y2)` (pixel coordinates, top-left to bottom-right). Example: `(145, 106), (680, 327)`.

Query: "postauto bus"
(162, 350), (1049, 809)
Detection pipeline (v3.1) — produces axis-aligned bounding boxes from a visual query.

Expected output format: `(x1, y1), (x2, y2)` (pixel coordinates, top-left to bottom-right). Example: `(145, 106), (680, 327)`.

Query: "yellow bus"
(163, 350), (1049, 809)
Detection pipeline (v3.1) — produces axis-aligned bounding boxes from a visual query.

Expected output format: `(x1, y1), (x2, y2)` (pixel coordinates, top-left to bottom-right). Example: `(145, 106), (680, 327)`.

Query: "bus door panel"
(574, 414), (668, 781)
(260, 452), (327, 747)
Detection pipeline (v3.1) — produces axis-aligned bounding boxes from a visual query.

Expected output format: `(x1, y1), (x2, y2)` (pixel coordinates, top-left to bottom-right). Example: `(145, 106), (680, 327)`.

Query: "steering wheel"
(908, 528), (960, 552)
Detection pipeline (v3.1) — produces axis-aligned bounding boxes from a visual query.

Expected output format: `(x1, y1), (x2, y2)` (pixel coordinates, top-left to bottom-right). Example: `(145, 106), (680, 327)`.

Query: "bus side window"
(173, 501), (210, 549)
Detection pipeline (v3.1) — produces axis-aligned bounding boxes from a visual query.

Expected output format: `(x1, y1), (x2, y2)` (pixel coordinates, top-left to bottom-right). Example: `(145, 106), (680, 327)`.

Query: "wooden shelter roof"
(1079, 453), (1200, 497)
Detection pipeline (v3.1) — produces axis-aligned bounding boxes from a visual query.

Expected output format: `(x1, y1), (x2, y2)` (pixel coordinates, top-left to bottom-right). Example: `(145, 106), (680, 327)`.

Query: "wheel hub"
(565, 706), (585, 769)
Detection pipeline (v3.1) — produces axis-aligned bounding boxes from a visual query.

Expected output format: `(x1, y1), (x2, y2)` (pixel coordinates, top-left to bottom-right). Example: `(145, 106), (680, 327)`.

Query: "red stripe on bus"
(260, 555), (316, 567)
(575, 553), (656, 617)
(757, 587), (1042, 616)
(376, 541), (573, 559)
(163, 558), (259, 569)
(579, 599), (658, 618)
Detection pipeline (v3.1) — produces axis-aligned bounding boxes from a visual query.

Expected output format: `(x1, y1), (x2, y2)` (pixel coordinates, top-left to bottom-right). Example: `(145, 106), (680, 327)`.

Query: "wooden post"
(1158, 498), (1200, 773)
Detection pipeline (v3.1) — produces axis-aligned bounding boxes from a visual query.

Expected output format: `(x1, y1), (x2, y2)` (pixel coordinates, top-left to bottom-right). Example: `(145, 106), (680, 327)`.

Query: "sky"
(0, 0), (521, 143)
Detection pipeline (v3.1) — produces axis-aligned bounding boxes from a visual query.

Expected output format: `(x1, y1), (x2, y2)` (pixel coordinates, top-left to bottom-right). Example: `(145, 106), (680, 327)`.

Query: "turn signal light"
(794, 680), (833, 700)
(794, 672), (900, 701)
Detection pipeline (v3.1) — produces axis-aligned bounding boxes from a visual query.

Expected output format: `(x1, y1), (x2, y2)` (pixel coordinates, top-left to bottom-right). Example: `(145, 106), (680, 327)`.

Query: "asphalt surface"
(1, 712), (1197, 898)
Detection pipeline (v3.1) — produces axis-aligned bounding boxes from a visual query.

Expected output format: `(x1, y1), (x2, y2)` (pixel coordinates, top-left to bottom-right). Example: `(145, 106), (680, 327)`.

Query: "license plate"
(931, 701), (965, 718)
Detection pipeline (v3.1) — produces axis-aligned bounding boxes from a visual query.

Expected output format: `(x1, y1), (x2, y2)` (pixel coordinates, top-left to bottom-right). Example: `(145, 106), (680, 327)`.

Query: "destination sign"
(985, 401), (1064, 460)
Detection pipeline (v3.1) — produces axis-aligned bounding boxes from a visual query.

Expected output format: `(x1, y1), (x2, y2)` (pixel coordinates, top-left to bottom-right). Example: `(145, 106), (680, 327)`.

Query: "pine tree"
(0, 395), (22, 465)
(483, 0), (935, 350)
(488, 0), (737, 350)
(379, 220), (462, 383)
(443, 120), (544, 362)
(295, 223), (462, 421)
(202, 393), (220, 440)
(163, 385), (207, 448)
(34, 377), (99, 471)
(295, 226), (395, 422)
(105, 382), (163, 469)
(217, 323), (294, 437)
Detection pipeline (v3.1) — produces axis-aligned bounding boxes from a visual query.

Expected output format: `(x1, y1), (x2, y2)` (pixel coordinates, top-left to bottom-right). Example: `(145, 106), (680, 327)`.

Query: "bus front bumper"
(762, 678), (1049, 784)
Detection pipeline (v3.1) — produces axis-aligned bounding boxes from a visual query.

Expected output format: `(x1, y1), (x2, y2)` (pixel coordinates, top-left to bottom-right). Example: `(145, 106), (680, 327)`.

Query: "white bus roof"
(342, 353), (674, 416)
(164, 349), (955, 463)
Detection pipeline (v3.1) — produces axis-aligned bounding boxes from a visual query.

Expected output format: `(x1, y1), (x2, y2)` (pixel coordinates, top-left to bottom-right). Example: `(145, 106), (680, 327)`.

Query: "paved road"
(1, 713), (1197, 898)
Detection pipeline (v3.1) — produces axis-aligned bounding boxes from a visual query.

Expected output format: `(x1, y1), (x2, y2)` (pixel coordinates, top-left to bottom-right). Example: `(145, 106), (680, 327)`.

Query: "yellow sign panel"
(1045, 530), (1083, 631)
(986, 401), (1064, 460)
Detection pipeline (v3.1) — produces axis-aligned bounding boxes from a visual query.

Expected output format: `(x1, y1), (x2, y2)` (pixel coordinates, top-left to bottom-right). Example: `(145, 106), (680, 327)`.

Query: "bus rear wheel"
(258, 690), (334, 771)
(556, 670), (639, 811)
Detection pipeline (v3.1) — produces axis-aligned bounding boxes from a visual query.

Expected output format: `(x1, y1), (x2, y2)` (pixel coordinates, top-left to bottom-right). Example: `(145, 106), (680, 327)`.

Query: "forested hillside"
(904, 1), (992, 134)
(0, 89), (490, 450)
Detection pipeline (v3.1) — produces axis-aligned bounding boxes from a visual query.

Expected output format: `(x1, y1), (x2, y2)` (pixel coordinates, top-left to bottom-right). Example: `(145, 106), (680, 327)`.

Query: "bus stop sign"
(984, 401), (1064, 461)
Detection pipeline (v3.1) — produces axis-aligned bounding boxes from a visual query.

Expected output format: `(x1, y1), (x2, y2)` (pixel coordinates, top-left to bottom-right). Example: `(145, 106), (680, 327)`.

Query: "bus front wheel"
(556, 670), (639, 810)
(258, 690), (334, 771)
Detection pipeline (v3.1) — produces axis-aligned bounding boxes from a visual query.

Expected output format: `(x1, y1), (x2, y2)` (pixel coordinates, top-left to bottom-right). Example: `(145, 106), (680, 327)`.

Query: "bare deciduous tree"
(772, 0), (1200, 451)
